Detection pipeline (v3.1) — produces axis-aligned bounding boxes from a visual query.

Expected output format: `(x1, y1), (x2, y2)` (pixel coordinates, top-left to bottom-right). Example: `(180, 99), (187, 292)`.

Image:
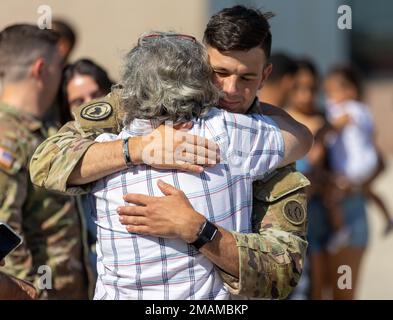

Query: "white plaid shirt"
(91, 107), (284, 300)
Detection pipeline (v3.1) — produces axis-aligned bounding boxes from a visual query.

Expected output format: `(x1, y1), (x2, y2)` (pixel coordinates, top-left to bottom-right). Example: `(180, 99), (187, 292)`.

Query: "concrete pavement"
(357, 157), (393, 299)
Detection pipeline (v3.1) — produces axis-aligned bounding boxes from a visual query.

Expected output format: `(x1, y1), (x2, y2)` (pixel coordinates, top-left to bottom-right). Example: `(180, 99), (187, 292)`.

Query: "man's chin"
(219, 100), (243, 113)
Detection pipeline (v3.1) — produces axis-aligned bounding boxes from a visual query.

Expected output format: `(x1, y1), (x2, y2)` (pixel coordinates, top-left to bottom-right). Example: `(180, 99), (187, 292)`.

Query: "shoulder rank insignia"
(282, 199), (306, 225)
(80, 102), (113, 121)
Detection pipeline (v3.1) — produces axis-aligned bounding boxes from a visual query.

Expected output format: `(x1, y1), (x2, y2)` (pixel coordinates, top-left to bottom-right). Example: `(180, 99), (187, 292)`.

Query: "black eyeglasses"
(138, 33), (196, 46)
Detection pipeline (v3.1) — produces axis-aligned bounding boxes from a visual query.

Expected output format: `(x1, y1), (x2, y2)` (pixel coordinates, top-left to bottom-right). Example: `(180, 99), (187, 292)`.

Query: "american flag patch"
(0, 147), (14, 169)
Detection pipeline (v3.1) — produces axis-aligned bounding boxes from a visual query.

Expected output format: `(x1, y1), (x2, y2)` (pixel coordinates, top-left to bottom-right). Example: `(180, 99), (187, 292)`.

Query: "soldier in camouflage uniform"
(0, 24), (90, 299)
(30, 6), (312, 299)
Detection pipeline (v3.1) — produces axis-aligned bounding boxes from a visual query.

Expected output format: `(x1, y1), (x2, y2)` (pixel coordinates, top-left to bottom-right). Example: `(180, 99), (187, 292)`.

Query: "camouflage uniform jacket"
(30, 92), (310, 299)
(0, 102), (90, 299)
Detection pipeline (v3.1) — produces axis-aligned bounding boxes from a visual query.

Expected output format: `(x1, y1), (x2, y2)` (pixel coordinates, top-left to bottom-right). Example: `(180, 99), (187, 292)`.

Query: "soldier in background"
(0, 24), (90, 299)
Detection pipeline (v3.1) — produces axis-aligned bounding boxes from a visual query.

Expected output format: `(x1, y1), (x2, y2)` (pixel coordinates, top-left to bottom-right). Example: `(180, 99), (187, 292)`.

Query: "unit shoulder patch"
(80, 102), (113, 121)
(282, 199), (306, 225)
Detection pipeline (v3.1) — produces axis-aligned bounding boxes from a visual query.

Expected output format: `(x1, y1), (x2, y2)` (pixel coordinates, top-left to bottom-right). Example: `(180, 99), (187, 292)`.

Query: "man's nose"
(222, 76), (238, 96)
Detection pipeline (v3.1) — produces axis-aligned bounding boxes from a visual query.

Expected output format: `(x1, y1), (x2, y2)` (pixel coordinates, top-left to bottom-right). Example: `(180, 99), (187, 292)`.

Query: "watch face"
(191, 220), (218, 250)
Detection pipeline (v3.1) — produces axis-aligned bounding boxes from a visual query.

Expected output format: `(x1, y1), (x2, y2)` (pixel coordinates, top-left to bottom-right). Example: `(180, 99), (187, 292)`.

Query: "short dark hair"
(58, 58), (114, 124)
(52, 19), (77, 51)
(296, 58), (319, 82)
(0, 24), (59, 82)
(62, 58), (113, 96)
(203, 5), (274, 58)
(267, 53), (298, 83)
(327, 64), (363, 98)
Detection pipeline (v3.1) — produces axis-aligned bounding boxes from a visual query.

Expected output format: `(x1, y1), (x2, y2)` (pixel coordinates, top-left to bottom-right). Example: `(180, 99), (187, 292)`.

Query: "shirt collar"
(246, 97), (261, 114)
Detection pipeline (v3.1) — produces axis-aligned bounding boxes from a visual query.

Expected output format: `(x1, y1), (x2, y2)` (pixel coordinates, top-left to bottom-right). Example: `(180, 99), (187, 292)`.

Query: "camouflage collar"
(246, 98), (262, 114)
(0, 102), (43, 132)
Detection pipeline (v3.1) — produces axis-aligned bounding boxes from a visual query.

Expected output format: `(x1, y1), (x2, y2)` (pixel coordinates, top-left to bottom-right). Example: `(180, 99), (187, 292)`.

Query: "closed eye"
(213, 70), (229, 77)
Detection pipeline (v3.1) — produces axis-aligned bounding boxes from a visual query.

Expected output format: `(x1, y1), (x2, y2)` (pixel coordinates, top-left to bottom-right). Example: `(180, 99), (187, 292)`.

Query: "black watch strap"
(190, 219), (218, 250)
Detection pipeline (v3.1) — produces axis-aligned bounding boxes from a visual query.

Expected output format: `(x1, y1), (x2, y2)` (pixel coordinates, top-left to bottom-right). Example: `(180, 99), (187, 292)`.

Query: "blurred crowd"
(259, 52), (393, 299)
(0, 15), (392, 300)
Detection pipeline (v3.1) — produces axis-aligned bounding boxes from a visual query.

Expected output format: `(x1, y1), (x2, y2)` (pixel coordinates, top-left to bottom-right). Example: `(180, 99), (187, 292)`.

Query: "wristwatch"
(190, 219), (218, 250)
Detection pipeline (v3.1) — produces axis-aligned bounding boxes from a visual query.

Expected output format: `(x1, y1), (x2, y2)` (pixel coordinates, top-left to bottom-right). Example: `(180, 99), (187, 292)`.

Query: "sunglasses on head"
(138, 33), (196, 46)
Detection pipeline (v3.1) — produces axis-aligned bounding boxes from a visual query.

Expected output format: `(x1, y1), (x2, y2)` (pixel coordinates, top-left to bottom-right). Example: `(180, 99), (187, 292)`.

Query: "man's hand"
(69, 123), (220, 186)
(118, 179), (205, 243)
(0, 272), (38, 300)
(330, 113), (351, 132)
(0, 260), (38, 299)
(15, 278), (38, 300)
(118, 180), (239, 277)
(131, 123), (220, 174)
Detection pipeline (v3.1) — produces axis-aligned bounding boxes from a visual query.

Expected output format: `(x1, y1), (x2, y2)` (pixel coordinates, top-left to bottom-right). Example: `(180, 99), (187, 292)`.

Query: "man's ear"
(258, 63), (273, 90)
(30, 58), (45, 80)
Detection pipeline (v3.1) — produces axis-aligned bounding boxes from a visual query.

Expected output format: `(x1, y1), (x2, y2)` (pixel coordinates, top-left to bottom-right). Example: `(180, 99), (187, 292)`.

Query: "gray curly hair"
(120, 31), (221, 126)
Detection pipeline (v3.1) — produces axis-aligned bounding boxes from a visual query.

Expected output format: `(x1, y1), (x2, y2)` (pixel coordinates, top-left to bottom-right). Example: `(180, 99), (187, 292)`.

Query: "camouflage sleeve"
(29, 121), (97, 195)
(0, 120), (45, 296)
(30, 93), (123, 196)
(218, 165), (310, 299)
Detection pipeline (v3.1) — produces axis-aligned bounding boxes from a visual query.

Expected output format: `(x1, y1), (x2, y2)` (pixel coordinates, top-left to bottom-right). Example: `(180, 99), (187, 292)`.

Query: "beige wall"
(0, 0), (209, 80)
(364, 80), (393, 155)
